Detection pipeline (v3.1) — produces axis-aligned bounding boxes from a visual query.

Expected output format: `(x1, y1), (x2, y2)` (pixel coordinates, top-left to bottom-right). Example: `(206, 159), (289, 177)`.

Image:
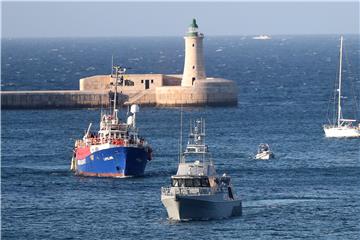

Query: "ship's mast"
(111, 65), (128, 121)
(337, 36), (343, 126)
(113, 65), (119, 117)
(111, 55), (114, 77)
(202, 118), (205, 164)
(179, 106), (184, 163)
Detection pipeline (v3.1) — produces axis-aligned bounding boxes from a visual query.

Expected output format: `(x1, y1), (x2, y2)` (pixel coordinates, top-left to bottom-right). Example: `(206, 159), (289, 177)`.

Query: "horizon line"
(2, 33), (360, 40)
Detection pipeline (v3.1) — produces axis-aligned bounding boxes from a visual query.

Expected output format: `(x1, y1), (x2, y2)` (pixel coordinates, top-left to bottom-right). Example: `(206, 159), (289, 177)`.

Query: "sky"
(1, 1), (359, 38)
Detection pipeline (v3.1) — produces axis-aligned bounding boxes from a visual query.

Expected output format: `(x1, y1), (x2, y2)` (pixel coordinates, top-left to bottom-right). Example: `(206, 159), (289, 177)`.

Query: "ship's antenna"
(113, 65), (119, 118)
(202, 117), (204, 164)
(190, 118), (192, 136)
(109, 56), (115, 115)
(203, 118), (205, 137)
(111, 55), (114, 77)
(179, 105), (183, 163)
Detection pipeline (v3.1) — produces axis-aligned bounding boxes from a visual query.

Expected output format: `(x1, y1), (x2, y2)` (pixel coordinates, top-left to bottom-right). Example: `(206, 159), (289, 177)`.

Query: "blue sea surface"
(1, 36), (360, 239)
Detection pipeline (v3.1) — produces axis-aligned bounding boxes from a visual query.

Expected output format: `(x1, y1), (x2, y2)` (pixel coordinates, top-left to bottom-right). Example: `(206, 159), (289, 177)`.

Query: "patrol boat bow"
(161, 118), (242, 221)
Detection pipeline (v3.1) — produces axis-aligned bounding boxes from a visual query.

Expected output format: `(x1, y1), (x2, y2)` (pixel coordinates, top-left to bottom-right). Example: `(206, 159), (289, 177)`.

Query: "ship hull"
(323, 126), (360, 138)
(161, 194), (242, 221)
(255, 152), (274, 160)
(75, 146), (149, 177)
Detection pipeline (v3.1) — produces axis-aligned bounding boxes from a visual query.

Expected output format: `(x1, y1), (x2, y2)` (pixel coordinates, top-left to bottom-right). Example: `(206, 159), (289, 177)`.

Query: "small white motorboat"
(254, 143), (274, 160)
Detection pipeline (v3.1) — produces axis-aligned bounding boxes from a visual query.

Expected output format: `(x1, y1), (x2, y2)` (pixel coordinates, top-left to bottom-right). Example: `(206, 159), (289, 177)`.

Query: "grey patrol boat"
(161, 118), (242, 221)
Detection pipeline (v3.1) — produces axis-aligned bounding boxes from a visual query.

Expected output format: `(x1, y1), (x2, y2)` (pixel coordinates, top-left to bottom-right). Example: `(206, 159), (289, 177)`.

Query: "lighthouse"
(181, 19), (206, 87)
(79, 18), (238, 107)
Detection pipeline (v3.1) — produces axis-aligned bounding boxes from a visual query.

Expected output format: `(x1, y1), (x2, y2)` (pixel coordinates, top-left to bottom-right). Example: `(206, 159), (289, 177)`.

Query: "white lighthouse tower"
(181, 19), (206, 87)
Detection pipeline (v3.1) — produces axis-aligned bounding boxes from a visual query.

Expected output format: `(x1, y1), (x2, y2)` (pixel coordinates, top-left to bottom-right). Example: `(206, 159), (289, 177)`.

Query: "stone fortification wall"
(1, 91), (126, 109)
(162, 75), (182, 86)
(79, 75), (111, 91)
(125, 90), (156, 106)
(155, 78), (238, 106)
(80, 74), (164, 92)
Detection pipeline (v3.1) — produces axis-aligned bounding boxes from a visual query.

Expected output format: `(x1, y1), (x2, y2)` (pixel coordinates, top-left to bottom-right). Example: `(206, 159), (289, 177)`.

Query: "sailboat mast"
(179, 106), (183, 163)
(337, 36), (343, 126)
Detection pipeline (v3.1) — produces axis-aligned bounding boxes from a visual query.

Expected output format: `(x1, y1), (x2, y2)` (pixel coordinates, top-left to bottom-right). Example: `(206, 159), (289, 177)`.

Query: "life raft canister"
(112, 139), (124, 145)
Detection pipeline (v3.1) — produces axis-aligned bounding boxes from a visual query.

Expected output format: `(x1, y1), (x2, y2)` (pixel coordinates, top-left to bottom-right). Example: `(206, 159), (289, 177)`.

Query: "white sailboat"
(323, 36), (360, 138)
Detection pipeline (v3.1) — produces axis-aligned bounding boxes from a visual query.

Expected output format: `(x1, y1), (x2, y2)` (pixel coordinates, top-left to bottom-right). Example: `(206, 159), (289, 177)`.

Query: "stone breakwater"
(0, 79), (238, 109)
(155, 78), (238, 106)
(0, 90), (126, 109)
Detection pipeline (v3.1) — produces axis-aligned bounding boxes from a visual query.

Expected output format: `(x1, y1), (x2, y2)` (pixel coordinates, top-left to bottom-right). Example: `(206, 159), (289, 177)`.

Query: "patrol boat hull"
(75, 146), (149, 177)
(161, 195), (242, 221)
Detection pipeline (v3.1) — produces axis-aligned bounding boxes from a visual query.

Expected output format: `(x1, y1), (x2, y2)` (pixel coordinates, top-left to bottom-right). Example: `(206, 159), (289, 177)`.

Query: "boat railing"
(77, 136), (147, 148)
(161, 187), (217, 196)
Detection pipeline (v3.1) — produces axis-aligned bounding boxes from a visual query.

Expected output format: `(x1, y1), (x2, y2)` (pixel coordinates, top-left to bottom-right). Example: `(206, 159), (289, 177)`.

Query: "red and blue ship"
(71, 66), (152, 177)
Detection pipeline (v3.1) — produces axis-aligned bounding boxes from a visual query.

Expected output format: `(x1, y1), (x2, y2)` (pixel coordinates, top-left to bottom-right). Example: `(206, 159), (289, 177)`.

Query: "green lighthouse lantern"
(187, 18), (199, 36)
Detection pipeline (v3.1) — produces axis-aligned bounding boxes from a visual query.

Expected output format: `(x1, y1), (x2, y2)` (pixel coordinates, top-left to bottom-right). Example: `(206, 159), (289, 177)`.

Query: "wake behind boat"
(161, 118), (242, 221)
(70, 65), (153, 177)
(323, 36), (360, 138)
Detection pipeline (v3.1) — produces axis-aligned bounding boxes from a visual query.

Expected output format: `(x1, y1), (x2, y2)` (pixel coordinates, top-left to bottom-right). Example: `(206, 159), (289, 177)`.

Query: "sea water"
(1, 36), (360, 239)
